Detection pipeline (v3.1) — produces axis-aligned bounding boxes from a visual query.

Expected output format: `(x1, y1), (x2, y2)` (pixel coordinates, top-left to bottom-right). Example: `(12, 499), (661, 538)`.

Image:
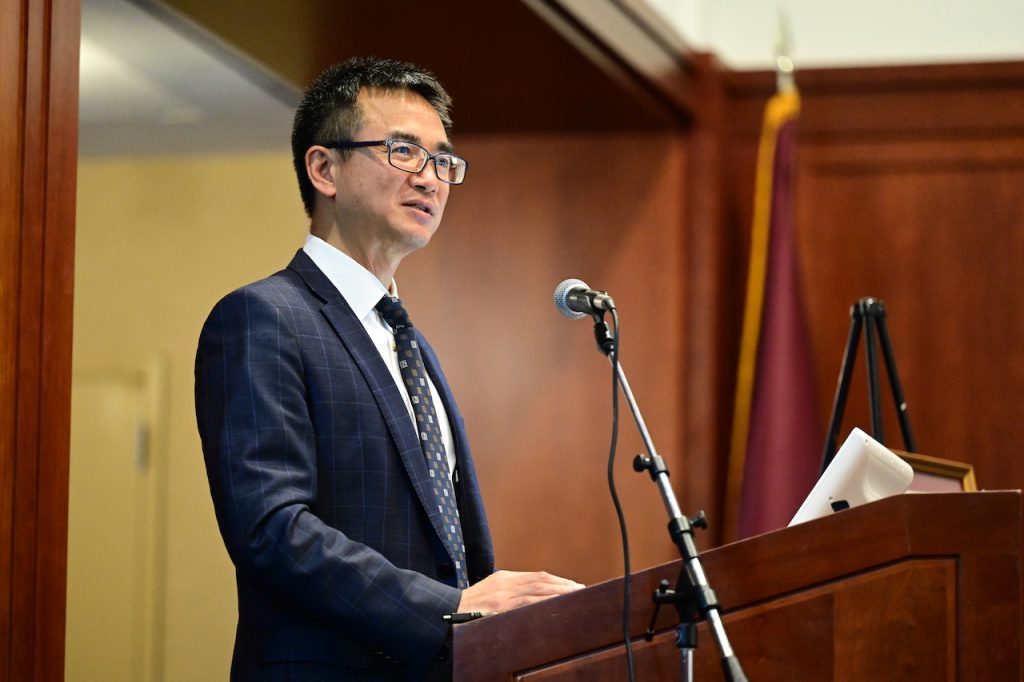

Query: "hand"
(457, 570), (584, 613)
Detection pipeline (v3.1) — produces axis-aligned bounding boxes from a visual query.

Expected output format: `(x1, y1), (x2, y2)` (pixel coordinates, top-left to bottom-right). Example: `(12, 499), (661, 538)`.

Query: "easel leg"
(821, 297), (917, 470)
(862, 299), (884, 440)
(875, 311), (917, 451)
(822, 304), (863, 472)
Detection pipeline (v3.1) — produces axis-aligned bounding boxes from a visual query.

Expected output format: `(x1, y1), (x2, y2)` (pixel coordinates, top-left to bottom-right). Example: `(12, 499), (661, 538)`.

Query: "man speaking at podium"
(195, 57), (581, 681)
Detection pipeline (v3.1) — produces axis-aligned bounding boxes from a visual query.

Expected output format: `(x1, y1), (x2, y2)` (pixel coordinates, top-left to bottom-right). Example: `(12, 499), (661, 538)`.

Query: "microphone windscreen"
(553, 278), (589, 319)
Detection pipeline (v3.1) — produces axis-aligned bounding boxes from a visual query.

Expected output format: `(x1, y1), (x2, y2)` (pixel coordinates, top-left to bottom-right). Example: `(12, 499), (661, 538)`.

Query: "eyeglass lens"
(388, 141), (466, 184)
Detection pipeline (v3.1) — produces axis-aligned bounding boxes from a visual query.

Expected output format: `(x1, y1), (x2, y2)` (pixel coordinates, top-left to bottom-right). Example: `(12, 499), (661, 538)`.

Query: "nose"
(411, 159), (440, 193)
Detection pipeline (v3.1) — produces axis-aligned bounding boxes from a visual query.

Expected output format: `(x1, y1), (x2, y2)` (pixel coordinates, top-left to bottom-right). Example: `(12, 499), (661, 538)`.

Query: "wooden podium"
(453, 492), (1021, 680)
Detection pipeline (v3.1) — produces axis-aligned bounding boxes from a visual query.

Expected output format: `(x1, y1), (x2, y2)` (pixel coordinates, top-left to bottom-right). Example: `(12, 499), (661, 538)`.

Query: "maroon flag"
(725, 90), (821, 540)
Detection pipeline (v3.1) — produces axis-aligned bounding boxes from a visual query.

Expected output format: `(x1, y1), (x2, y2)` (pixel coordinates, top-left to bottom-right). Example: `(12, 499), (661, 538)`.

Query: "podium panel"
(454, 492), (1021, 681)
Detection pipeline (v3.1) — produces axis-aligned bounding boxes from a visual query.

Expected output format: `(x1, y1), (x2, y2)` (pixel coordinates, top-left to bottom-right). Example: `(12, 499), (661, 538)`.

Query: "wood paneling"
(517, 561), (955, 680)
(454, 492), (1021, 680)
(0, 0), (79, 679)
(714, 62), (1024, 526)
(399, 130), (689, 585)
(679, 55), (734, 535)
(7, 0), (1023, 675)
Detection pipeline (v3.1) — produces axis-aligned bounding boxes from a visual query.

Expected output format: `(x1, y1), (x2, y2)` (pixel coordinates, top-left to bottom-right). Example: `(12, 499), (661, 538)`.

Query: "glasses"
(324, 139), (468, 185)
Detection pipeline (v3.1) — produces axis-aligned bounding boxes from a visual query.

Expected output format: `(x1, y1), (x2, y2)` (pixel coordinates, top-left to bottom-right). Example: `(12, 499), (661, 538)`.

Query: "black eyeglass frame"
(323, 138), (468, 185)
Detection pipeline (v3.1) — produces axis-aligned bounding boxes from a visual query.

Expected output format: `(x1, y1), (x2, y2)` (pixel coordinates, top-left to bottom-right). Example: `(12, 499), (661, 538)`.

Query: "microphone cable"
(605, 308), (636, 682)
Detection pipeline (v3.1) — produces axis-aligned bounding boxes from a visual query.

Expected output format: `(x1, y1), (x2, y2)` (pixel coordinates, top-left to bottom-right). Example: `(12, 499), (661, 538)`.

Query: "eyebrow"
(387, 130), (454, 154)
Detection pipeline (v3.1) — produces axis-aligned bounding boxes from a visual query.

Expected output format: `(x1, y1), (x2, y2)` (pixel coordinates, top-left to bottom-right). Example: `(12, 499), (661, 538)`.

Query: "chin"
(382, 214), (439, 254)
(402, 222), (438, 248)
(387, 230), (432, 257)
(410, 233), (434, 250)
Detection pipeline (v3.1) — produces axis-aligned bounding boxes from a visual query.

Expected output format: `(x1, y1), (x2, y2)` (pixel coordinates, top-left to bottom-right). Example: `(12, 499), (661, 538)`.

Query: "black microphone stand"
(592, 318), (747, 682)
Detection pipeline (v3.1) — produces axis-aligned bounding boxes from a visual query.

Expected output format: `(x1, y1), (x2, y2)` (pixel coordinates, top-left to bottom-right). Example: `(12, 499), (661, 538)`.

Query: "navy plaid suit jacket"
(195, 250), (494, 680)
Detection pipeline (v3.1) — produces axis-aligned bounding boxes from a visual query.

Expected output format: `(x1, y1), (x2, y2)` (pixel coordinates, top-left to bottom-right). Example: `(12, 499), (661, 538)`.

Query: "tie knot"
(376, 296), (413, 331)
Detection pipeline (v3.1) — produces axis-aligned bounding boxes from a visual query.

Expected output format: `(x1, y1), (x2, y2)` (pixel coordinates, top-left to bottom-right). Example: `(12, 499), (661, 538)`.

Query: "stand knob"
(690, 511), (708, 530)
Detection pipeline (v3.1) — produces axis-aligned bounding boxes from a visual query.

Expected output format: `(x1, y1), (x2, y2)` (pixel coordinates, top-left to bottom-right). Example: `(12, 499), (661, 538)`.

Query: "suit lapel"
(287, 251), (457, 564)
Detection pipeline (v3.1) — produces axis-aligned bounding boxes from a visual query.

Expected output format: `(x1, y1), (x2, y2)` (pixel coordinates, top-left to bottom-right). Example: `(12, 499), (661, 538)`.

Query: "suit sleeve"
(194, 285), (461, 674)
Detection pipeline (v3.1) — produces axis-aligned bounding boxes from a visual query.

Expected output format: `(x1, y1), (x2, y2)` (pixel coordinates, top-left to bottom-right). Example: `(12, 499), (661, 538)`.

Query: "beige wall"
(71, 151), (306, 680)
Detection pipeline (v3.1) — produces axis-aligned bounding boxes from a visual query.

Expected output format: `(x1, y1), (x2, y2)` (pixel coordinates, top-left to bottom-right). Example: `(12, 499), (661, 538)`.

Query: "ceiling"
(80, 0), (299, 156)
(83, 0), (1024, 158)
(79, 0), (681, 158)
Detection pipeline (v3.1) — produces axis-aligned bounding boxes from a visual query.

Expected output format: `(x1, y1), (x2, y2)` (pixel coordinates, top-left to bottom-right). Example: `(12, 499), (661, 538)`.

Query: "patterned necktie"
(375, 296), (468, 589)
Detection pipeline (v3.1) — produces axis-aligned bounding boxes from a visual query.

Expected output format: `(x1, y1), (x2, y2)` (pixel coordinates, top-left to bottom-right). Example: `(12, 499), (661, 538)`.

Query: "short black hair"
(291, 56), (454, 217)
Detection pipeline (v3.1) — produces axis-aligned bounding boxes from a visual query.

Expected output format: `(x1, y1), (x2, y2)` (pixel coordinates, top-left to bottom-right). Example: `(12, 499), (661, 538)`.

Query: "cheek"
(436, 187), (451, 215)
(344, 177), (389, 213)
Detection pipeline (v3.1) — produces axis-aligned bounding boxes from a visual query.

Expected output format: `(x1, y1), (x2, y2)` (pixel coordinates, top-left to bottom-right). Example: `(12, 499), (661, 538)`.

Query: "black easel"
(821, 297), (916, 472)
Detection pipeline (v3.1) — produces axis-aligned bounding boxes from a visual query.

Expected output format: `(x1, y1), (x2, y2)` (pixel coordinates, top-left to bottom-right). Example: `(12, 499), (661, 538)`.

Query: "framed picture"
(893, 450), (977, 493)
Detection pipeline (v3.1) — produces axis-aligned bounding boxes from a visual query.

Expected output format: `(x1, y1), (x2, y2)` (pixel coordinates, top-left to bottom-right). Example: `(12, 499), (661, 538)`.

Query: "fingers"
(457, 570), (585, 613)
(500, 571), (583, 609)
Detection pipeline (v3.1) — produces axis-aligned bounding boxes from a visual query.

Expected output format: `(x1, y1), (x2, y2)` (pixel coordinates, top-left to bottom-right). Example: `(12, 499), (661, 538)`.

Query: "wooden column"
(680, 53), (734, 542)
(1, 0), (79, 679)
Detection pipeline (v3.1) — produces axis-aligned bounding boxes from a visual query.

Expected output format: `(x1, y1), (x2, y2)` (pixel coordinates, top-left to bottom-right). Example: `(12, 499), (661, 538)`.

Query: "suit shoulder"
(207, 267), (310, 316)
(199, 268), (317, 342)
(219, 267), (306, 307)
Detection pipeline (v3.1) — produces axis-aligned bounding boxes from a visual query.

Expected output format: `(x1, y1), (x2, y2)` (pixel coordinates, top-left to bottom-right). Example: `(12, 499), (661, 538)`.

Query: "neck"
(310, 223), (402, 287)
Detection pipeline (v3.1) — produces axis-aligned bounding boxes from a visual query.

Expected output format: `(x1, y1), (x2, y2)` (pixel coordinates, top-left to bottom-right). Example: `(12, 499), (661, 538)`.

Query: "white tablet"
(789, 427), (914, 527)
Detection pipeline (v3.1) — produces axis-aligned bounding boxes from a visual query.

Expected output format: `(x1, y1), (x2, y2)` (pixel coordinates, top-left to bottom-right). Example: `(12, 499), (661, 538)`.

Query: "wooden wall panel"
(797, 140), (1024, 471)
(398, 131), (690, 585)
(347, 59), (1024, 573)
(679, 56), (734, 539)
(720, 62), (1024, 508)
(0, 0), (79, 679)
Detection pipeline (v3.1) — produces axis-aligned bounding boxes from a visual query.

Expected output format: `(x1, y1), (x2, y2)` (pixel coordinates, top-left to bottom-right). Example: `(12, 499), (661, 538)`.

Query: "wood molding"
(157, 0), (684, 133)
(1, 0), (79, 679)
(725, 60), (1024, 95)
(724, 60), (1024, 140)
(522, 0), (699, 123)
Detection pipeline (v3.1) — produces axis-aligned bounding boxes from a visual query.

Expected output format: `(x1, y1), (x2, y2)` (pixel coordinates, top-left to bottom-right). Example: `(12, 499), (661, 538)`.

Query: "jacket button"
(438, 564), (456, 579)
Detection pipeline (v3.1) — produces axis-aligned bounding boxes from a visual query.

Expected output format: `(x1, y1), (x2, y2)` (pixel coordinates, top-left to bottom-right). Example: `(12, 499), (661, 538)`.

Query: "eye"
(435, 155), (452, 169)
(391, 143), (415, 157)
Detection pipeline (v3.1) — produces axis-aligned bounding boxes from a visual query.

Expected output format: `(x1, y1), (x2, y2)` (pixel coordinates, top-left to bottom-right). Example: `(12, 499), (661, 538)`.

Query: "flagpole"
(725, 4), (820, 541)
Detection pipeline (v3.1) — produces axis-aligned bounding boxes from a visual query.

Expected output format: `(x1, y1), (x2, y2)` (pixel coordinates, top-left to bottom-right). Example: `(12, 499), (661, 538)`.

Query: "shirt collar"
(302, 235), (396, 319)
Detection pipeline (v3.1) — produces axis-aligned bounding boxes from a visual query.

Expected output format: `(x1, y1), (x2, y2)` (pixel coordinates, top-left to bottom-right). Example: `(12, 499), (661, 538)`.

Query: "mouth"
(402, 200), (435, 217)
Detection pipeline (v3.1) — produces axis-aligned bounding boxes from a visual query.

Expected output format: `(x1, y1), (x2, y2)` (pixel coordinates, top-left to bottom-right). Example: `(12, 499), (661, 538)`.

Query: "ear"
(306, 146), (337, 199)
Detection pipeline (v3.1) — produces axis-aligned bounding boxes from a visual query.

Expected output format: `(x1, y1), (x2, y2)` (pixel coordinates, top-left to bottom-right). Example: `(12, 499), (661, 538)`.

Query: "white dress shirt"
(302, 235), (457, 479)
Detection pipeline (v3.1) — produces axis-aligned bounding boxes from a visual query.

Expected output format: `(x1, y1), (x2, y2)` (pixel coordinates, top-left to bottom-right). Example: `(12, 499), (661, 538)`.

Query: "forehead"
(355, 87), (449, 146)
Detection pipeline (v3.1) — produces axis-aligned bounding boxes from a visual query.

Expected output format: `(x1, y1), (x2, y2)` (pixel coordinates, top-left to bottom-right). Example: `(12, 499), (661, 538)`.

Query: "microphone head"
(553, 278), (589, 319)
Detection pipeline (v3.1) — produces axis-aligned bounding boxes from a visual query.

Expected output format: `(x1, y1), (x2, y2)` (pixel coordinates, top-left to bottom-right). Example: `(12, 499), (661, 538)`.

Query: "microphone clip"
(593, 319), (615, 357)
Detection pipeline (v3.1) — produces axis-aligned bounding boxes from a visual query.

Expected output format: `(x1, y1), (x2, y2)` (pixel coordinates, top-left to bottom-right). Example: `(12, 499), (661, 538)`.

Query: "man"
(195, 57), (581, 681)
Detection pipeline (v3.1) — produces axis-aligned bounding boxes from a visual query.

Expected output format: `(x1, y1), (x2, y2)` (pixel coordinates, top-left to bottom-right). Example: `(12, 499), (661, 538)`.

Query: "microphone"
(553, 278), (616, 320)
